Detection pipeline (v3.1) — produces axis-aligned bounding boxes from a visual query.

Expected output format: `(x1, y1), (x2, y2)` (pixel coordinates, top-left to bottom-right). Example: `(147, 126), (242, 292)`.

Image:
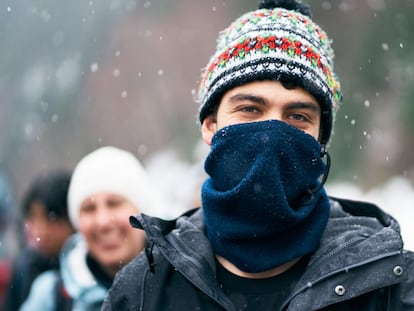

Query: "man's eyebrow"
(228, 93), (267, 106)
(228, 93), (320, 111)
(285, 102), (320, 112)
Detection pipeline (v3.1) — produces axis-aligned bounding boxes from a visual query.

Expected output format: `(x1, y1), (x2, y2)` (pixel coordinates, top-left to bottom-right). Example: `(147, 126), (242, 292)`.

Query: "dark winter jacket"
(102, 198), (414, 310)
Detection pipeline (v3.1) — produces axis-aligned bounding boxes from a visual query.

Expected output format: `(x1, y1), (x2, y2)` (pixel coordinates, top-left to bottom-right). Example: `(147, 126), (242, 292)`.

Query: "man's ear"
(201, 114), (217, 146)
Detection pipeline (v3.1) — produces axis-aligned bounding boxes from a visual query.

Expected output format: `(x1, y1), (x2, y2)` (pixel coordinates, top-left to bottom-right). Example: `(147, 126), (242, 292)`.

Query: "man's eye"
(240, 106), (259, 113)
(290, 113), (307, 121)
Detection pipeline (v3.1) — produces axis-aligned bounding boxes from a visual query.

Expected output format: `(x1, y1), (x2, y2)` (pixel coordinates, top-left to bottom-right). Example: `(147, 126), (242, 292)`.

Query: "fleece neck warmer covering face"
(201, 120), (330, 273)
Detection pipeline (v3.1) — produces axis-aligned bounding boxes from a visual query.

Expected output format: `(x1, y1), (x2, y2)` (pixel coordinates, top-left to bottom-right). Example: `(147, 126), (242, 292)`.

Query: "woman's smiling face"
(78, 192), (145, 276)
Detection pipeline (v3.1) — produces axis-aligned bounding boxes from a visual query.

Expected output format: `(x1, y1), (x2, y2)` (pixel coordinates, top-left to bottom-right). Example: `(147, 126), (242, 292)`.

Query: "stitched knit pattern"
(197, 6), (342, 145)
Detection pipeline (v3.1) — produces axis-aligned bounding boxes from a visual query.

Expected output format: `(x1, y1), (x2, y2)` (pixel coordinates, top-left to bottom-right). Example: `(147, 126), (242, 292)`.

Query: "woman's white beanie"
(68, 146), (158, 229)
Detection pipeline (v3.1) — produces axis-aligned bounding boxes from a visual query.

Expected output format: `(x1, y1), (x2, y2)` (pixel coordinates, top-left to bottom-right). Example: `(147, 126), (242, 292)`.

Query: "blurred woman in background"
(20, 146), (160, 310)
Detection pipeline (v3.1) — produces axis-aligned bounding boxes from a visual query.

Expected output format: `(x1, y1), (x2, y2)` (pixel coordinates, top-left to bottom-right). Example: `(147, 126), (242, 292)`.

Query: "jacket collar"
(130, 208), (235, 309)
(284, 198), (407, 309)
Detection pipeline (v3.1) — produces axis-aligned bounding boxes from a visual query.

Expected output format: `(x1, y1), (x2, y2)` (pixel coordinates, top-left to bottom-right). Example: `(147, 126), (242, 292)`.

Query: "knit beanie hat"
(68, 146), (157, 228)
(197, 0), (342, 145)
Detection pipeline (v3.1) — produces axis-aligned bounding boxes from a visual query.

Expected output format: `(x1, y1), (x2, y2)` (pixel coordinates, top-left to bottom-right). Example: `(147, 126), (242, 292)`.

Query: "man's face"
(201, 80), (321, 145)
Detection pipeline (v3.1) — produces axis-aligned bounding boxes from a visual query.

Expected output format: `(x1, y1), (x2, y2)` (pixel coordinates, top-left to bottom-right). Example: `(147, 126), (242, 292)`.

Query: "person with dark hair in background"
(20, 146), (162, 311)
(102, 1), (414, 310)
(2, 170), (74, 311)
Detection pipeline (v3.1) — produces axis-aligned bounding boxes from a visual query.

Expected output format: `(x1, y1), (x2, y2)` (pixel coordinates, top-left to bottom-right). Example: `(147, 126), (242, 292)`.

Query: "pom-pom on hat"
(68, 146), (157, 229)
(197, 0), (342, 145)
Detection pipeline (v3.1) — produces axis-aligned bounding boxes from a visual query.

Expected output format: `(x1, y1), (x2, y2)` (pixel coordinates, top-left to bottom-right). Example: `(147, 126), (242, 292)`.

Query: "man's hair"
(22, 170), (72, 220)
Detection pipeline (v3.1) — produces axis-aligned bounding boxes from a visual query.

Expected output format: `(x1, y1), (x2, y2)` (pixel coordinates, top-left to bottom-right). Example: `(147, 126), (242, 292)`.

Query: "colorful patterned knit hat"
(197, 0), (342, 145)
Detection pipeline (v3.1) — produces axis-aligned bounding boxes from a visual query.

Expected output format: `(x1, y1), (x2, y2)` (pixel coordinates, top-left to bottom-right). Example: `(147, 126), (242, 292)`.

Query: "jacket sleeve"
(19, 270), (58, 311)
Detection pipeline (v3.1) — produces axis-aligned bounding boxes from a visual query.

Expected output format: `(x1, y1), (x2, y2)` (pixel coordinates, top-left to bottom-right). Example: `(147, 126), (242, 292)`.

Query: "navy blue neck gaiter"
(202, 120), (330, 273)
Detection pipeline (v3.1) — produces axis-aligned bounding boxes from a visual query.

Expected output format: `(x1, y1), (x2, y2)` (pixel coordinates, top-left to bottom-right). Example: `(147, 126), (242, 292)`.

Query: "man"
(102, 0), (414, 310)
